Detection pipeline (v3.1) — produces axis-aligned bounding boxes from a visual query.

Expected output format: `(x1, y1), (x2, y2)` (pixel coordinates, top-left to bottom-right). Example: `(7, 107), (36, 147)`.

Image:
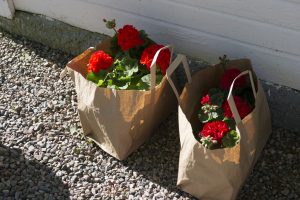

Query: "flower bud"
(105, 19), (116, 29)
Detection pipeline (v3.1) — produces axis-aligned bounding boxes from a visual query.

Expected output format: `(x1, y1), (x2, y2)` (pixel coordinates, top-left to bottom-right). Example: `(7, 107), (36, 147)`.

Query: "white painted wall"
(8, 0), (300, 90)
(0, 0), (15, 19)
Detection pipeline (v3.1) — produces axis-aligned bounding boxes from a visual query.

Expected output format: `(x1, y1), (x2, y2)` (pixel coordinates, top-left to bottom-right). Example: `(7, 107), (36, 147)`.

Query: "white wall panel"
(12, 0), (300, 90)
(0, 0), (15, 19)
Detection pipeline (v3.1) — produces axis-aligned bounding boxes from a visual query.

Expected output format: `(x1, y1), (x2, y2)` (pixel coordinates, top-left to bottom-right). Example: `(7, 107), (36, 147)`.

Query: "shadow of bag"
(167, 59), (272, 200)
(60, 38), (178, 160)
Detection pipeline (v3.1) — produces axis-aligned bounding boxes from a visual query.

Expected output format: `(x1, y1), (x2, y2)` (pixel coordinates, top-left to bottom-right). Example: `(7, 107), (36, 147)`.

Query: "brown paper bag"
(169, 59), (272, 200)
(61, 39), (179, 160)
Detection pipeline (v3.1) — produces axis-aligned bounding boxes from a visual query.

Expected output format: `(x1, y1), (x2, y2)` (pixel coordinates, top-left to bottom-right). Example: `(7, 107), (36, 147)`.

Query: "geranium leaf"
(139, 30), (148, 40)
(208, 88), (223, 96)
(210, 92), (225, 107)
(222, 130), (240, 148)
(110, 35), (120, 56)
(119, 82), (129, 90)
(216, 108), (224, 118)
(200, 136), (218, 149)
(156, 73), (163, 85)
(125, 63), (139, 77)
(141, 74), (151, 87)
(200, 114), (210, 123)
(107, 85), (118, 89)
(134, 80), (149, 90)
(115, 62), (126, 71)
(86, 72), (100, 83)
(97, 70), (108, 78)
(209, 112), (219, 120)
(97, 80), (104, 87)
(206, 112), (219, 122)
(223, 117), (236, 130)
(198, 109), (210, 123)
(107, 79), (114, 87)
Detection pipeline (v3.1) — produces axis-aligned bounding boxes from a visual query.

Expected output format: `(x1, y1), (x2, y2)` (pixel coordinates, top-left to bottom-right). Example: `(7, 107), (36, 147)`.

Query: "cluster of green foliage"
(198, 88), (240, 149)
(86, 20), (164, 90)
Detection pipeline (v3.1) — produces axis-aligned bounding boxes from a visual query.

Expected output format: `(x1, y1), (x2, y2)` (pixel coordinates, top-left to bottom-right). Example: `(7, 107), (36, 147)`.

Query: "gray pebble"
(28, 145), (35, 153)
(0, 31), (297, 200)
(281, 188), (289, 196)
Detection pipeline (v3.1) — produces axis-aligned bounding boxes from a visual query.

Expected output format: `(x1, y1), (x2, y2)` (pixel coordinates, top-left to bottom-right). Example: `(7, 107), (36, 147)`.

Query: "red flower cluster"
(200, 94), (211, 105)
(222, 96), (251, 119)
(117, 25), (144, 51)
(87, 51), (113, 73)
(220, 68), (246, 90)
(140, 44), (171, 75)
(201, 121), (229, 143)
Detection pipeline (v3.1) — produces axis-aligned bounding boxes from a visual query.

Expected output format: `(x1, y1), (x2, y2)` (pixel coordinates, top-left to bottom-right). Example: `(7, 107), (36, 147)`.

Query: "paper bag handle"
(61, 45), (184, 92)
(165, 54), (192, 101)
(150, 45), (174, 89)
(227, 70), (257, 124)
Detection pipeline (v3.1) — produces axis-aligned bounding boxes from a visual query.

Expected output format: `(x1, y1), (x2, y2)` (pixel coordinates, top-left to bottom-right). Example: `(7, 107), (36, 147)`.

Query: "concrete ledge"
(0, 11), (106, 55)
(262, 82), (300, 132)
(1, 11), (299, 132)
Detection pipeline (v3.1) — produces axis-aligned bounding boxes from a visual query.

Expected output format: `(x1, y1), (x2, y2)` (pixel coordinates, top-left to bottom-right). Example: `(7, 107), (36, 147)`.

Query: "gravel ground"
(0, 31), (299, 200)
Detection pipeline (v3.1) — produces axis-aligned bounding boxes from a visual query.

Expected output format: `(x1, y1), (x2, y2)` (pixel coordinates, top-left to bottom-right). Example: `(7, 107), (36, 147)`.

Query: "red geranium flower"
(200, 121), (229, 143)
(87, 50), (113, 73)
(140, 44), (171, 75)
(222, 96), (251, 119)
(220, 68), (246, 90)
(117, 25), (144, 51)
(200, 94), (211, 105)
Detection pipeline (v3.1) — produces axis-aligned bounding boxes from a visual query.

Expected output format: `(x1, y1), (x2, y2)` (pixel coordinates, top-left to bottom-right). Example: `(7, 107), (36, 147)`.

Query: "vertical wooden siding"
(0, 0), (15, 19)
(11, 0), (300, 90)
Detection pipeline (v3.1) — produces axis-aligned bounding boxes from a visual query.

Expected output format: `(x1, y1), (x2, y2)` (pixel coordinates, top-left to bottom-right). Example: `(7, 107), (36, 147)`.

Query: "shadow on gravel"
(238, 127), (300, 199)
(0, 143), (70, 199)
(121, 112), (299, 199)
(121, 112), (197, 199)
(1, 31), (72, 66)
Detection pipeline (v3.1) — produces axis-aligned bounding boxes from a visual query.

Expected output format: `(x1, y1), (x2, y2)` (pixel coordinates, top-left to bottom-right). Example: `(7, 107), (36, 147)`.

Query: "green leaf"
(133, 79), (149, 90)
(119, 82), (129, 90)
(107, 85), (118, 89)
(156, 73), (163, 85)
(118, 74), (131, 82)
(219, 55), (230, 67)
(199, 114), (210, 123)
(125, 63), (139, 77)
(110, 35), (120, 55)
(141, 74), (151, 87)
(86, 72), (99, 83)
(97, 80), (104, 87)
(222, 130), (240, 148)
(199, 106), (223, 123)
(210, 92), (225, 107)
(200, 136), (218, 149)
(106, 79), (118, 89)
(209, 111), (219, 120)
(114, 62), (126, 72)
(87, 70), (108, 85)
(105, 19), (116, 29)
(208, 88), (223, 96)
(223, 117), (236, 130)
(198, 109), (210, 123)
(139, 30), (148, 40)
(86, 49), (157, 91)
